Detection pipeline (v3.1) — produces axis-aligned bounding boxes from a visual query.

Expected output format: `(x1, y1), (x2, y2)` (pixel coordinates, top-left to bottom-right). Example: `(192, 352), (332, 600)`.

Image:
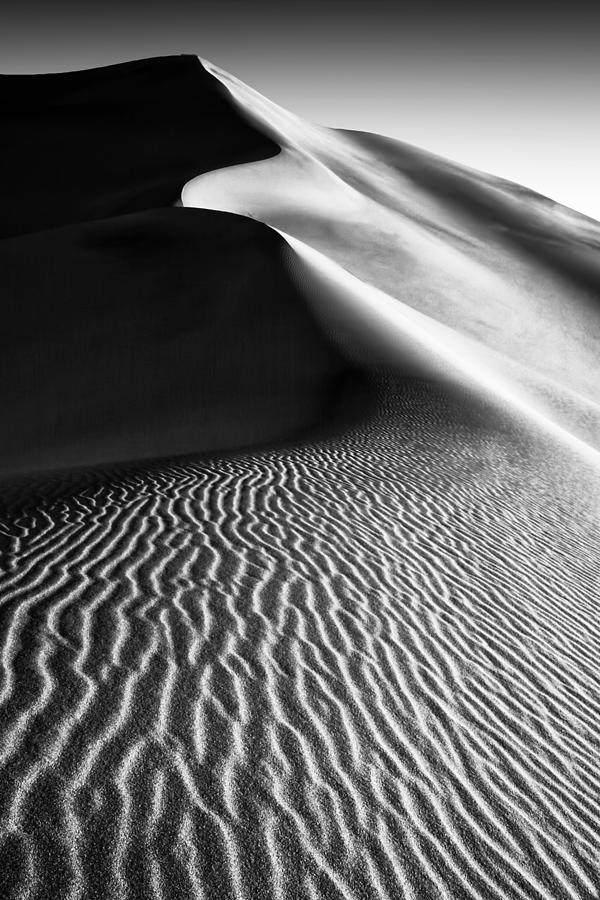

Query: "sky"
(2, 0), (599, 220)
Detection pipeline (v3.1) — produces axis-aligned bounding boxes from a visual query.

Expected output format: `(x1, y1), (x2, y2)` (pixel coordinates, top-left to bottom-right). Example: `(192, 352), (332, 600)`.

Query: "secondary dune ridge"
(1, 55), (600, 900)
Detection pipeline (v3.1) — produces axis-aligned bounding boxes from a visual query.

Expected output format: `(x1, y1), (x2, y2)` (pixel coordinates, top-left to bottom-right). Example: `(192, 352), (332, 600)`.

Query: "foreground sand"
(1, 377), (599, 899)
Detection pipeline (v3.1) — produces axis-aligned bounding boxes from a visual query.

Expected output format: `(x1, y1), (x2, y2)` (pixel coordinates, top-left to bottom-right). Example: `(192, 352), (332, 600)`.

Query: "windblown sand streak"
(1, 377), (599, 899)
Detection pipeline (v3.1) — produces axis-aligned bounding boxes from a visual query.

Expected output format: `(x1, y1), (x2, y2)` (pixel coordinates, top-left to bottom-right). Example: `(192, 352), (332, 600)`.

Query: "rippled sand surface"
(1, 377), (599, 900)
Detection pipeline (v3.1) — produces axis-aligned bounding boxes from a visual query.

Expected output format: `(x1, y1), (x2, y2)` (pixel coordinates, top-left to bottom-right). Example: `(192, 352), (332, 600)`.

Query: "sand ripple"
(1, 377), (599, 899)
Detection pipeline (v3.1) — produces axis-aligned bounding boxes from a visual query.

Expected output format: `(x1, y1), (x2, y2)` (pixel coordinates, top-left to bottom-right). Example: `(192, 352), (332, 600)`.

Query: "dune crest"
(183, 58), (600, 458)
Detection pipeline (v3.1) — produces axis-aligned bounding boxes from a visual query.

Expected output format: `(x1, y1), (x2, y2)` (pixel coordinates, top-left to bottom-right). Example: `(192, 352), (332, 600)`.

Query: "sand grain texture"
(1, 382), (600, 899)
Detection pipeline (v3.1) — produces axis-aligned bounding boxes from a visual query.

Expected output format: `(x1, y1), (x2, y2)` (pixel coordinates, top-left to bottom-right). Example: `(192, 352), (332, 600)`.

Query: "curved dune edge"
(0, 55), (281, 239)
(182, 58), (600, 462)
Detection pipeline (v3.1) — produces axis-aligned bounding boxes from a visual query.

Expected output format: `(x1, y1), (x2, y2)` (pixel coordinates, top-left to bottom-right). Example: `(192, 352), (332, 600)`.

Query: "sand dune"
(1, 55), (600, 900)
(184, 60), (600, 454)
(0, 56), (278, 239)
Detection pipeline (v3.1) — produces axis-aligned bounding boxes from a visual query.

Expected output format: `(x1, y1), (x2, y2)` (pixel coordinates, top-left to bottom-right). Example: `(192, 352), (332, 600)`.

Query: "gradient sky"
(3, 0), (599, 220)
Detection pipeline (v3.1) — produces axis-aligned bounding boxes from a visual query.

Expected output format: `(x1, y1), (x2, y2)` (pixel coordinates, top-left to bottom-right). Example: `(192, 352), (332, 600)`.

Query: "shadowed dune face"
(183, 60), (600, 455)
(0, 208), (364, 478)
(0, 55), (279, 239)
(1, 381), (599, 900)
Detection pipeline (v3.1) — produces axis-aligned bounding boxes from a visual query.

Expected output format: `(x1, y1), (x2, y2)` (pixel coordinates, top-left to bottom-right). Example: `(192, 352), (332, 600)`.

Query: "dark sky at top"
(2, 0), (600, 218)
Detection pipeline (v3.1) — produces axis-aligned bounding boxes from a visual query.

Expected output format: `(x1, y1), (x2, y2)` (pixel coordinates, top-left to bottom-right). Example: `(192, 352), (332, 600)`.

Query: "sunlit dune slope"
(183, 60), (600, 456)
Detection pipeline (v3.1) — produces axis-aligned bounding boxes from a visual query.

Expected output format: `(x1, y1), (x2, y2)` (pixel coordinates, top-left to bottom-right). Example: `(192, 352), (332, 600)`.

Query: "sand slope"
(1, 56), (600, 900)
(1, 382), (599, 899)
(184, 60), (600, 455)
